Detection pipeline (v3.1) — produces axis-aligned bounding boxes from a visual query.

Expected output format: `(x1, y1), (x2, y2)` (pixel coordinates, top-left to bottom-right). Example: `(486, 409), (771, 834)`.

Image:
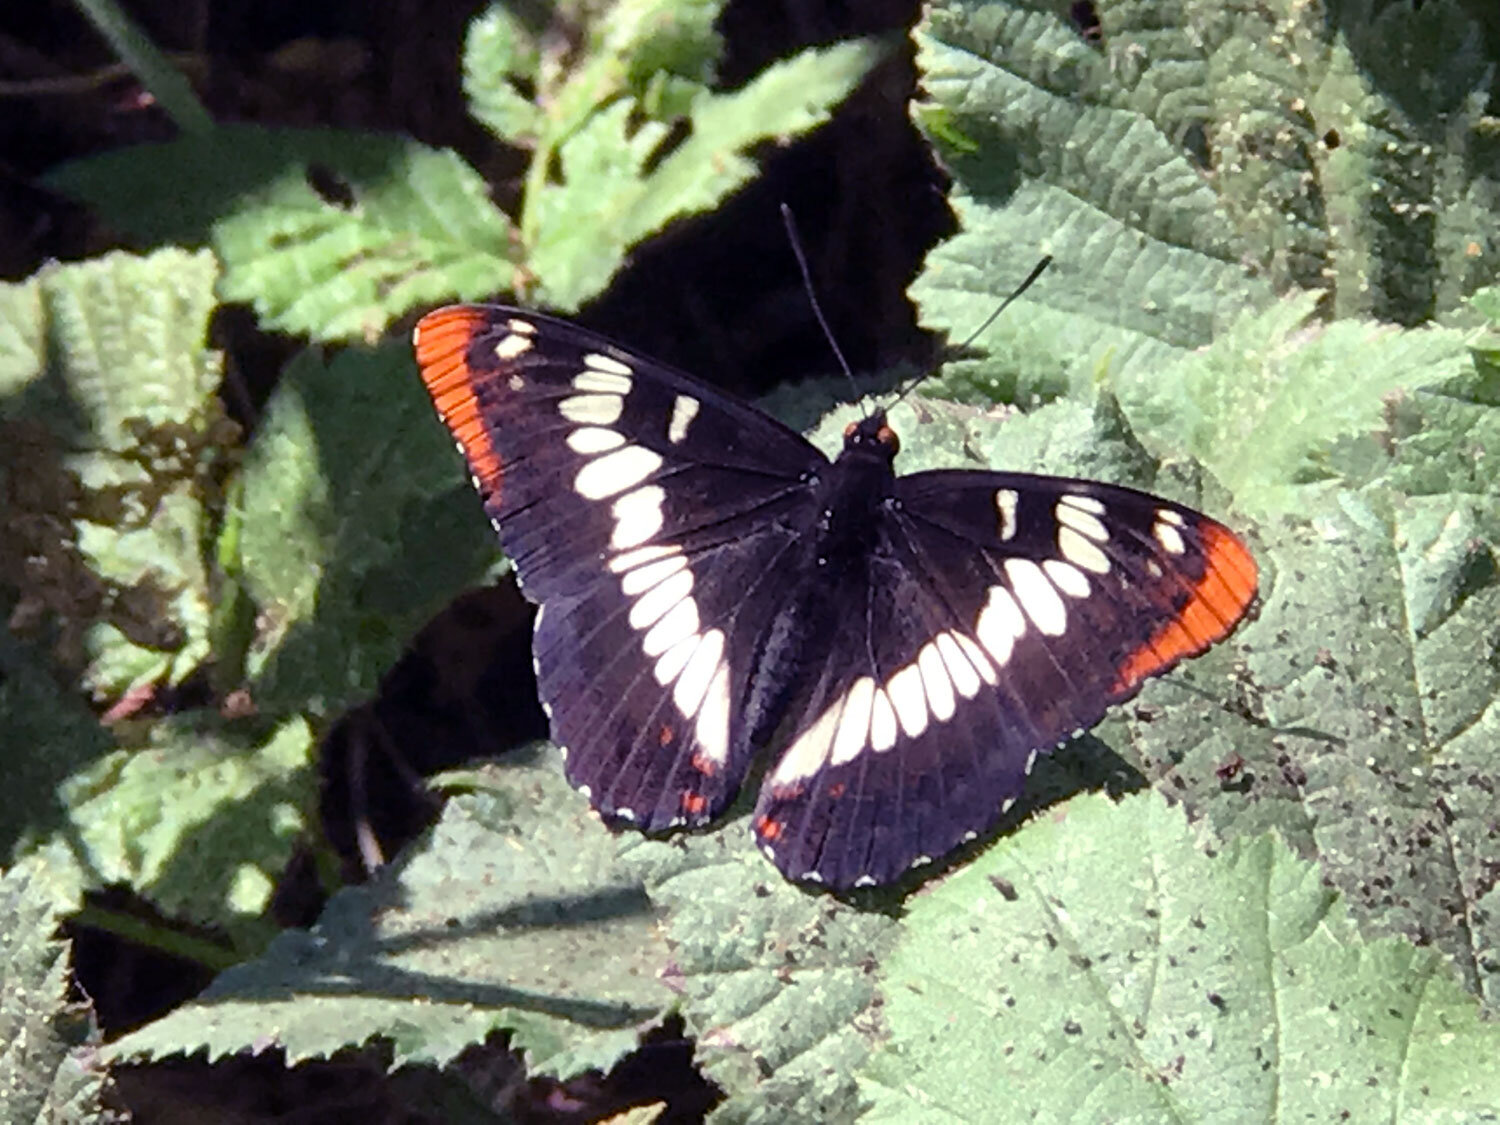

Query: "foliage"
(4, 0), (1500, 1119)
(46, 3), (878, 339)
(108, 749), (672, 1077)
(0, 862), (113, 1123)
(862, 791), (1500, 1122)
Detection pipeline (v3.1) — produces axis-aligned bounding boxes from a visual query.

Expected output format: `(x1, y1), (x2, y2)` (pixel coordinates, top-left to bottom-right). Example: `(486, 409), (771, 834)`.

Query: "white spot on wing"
(976, 585), (1026, 665)
(1043, 558), (1091, 599)
(1058, 526), (1111, 575)
(951, 630), (998, 686)
(583, 352), (633, 377)
(1155, 520), (1186, 555)
(886, 663), (929, 737)
(870, 687), (898, 751)
(507, 318), (537, 335)
(695, 662), (732, 766)
(830, 676), (877, 766)
(1006, 558), (1068, 636)
(1055, 500), (1109, 542)
(917, 643), (956, 722)
(610, 485), (665, 549)
(771, 696), (843, 787)
(642, 597), (700, 657)
(1157, 508), (1185, 527)
(668, 395), (700, 444)
(995, 489), (1019, 540)
(560, 392), (624, 425)
(566, 426), (625, 455)
(495, 333), (532, 359)
(653, 631), (700, 685)
(628, 568), (693, 630)
(673, 629), (724, 717)
(574, 444), (662, 499)
(935, 632), (981, 698)
(573, 368), (632, 394)
(608, 543), (679, 574)
(1060, 493), (1106, 516)
(620, 554), (687, 597)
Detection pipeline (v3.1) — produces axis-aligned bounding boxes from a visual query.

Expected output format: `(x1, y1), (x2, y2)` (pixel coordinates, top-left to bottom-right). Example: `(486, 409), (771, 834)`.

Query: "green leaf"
(622, 826), (898, 1123)
(0, 250), (224, 699)
(1114, 293), (1473, 519)
(0, 861), (111, 1124)
(911, 0), (1497, 402)
(860, 791), (1500, 1122)
(235, 343), (499, 721)
(31, 716), (313, 942)
(108, 750), (672, 1077)
(462, 4), (543, 141)
(595, 0), (723, 89)
(529, 39), (881, 309)
(47, 125), (518, 342)
(0, 627), (112, 861)
(1111, 480), (1500, 1007)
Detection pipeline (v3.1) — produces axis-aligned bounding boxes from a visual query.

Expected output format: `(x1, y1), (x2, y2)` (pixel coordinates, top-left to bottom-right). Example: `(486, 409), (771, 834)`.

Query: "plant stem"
(70, 0), (214, 135)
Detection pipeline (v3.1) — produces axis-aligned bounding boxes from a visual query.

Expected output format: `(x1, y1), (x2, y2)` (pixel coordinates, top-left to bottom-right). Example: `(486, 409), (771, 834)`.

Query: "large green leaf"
(236, 342), (499, 721)
(0, 627), (112, 862)
(0, 861), (111, 1124)
(860, 792), (1500, 1122)
(622, 826), (899, 1124)
(29, 715), (314, 943)
(47, 126), (518, 343)
(0, 250), (224, 699)
(108, 750), (673, 1078)
(529, 39), (881, 309)
(911, 0), (1498, 403)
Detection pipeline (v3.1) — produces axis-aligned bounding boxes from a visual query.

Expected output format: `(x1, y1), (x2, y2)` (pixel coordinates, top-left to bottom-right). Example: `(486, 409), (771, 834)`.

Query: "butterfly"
(413, 304), (1258, 889)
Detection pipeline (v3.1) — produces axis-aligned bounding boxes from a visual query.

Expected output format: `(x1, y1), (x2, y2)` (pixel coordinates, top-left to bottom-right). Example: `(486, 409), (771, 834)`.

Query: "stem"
(73, 903), (243, 973)
(69, 0), (214, 135)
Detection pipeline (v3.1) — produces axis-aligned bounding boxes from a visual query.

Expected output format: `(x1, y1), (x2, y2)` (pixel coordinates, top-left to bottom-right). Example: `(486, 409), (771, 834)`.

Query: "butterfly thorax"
(740, 413), (899, 746)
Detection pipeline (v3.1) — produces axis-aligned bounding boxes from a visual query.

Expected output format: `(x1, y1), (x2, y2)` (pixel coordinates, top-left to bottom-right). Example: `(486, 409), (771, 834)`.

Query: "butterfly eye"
(877, 425), (900, 454)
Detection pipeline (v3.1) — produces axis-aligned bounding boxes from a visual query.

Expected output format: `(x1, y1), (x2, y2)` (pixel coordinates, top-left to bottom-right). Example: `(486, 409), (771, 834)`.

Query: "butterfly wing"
(752, 469), (1258, 888)
(415, 306), (824, 828)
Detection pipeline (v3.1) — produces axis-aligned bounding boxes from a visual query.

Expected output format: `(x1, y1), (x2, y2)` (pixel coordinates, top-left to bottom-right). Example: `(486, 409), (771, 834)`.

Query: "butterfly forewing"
(415, 306), (826, 827)
(753, 470), (1257, 887)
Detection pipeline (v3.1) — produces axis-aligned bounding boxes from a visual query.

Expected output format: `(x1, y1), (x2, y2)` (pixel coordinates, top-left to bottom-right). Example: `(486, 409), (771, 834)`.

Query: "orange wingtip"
(413, 306), (504, 497)
(1114, 522), (1259, 691)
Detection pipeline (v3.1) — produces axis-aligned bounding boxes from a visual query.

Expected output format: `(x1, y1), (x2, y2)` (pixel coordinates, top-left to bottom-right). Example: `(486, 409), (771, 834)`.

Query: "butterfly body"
(414, 305), (1258, 889)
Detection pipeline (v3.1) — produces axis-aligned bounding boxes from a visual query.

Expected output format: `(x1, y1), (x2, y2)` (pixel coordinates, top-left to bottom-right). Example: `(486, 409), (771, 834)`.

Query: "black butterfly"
(414, 305), (1258, 889)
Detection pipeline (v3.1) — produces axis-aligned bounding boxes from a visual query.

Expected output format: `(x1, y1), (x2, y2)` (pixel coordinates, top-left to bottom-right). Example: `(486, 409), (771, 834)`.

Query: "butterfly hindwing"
(415, 306), (826, 827)
(753, 471), (1257, 887)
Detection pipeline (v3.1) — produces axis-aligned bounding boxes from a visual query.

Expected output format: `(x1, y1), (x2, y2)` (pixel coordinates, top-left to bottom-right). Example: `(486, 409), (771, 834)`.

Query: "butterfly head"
(842, 410), (901, 460)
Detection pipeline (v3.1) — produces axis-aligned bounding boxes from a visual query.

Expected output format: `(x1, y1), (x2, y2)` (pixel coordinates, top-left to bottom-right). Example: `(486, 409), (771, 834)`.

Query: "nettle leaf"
(1114, 293), (1474, 519)
(859, 792), (1500, 1121)
(462, 5), (543, 142)
(0, 250), (224, 700)
(911, 0), (1497, 402)
(31, 716), (314, 942)
(529, 39), (880, 310)
(595, 0), (723, 89)
(108, 750), (672, 1078)
(236, 342), (499, 721)
(47, 125), (517, 342)
(0, 626), (111, 862)
(620, 826), (899, 1124)
(1115, 478), (1500, 1010)
(0, 862), (111, 1124)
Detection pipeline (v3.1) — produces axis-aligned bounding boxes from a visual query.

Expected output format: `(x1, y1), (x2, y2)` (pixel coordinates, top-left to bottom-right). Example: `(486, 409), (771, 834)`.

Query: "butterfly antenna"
(892, 255), (1053, 406)
(781, 203), (861, 404)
